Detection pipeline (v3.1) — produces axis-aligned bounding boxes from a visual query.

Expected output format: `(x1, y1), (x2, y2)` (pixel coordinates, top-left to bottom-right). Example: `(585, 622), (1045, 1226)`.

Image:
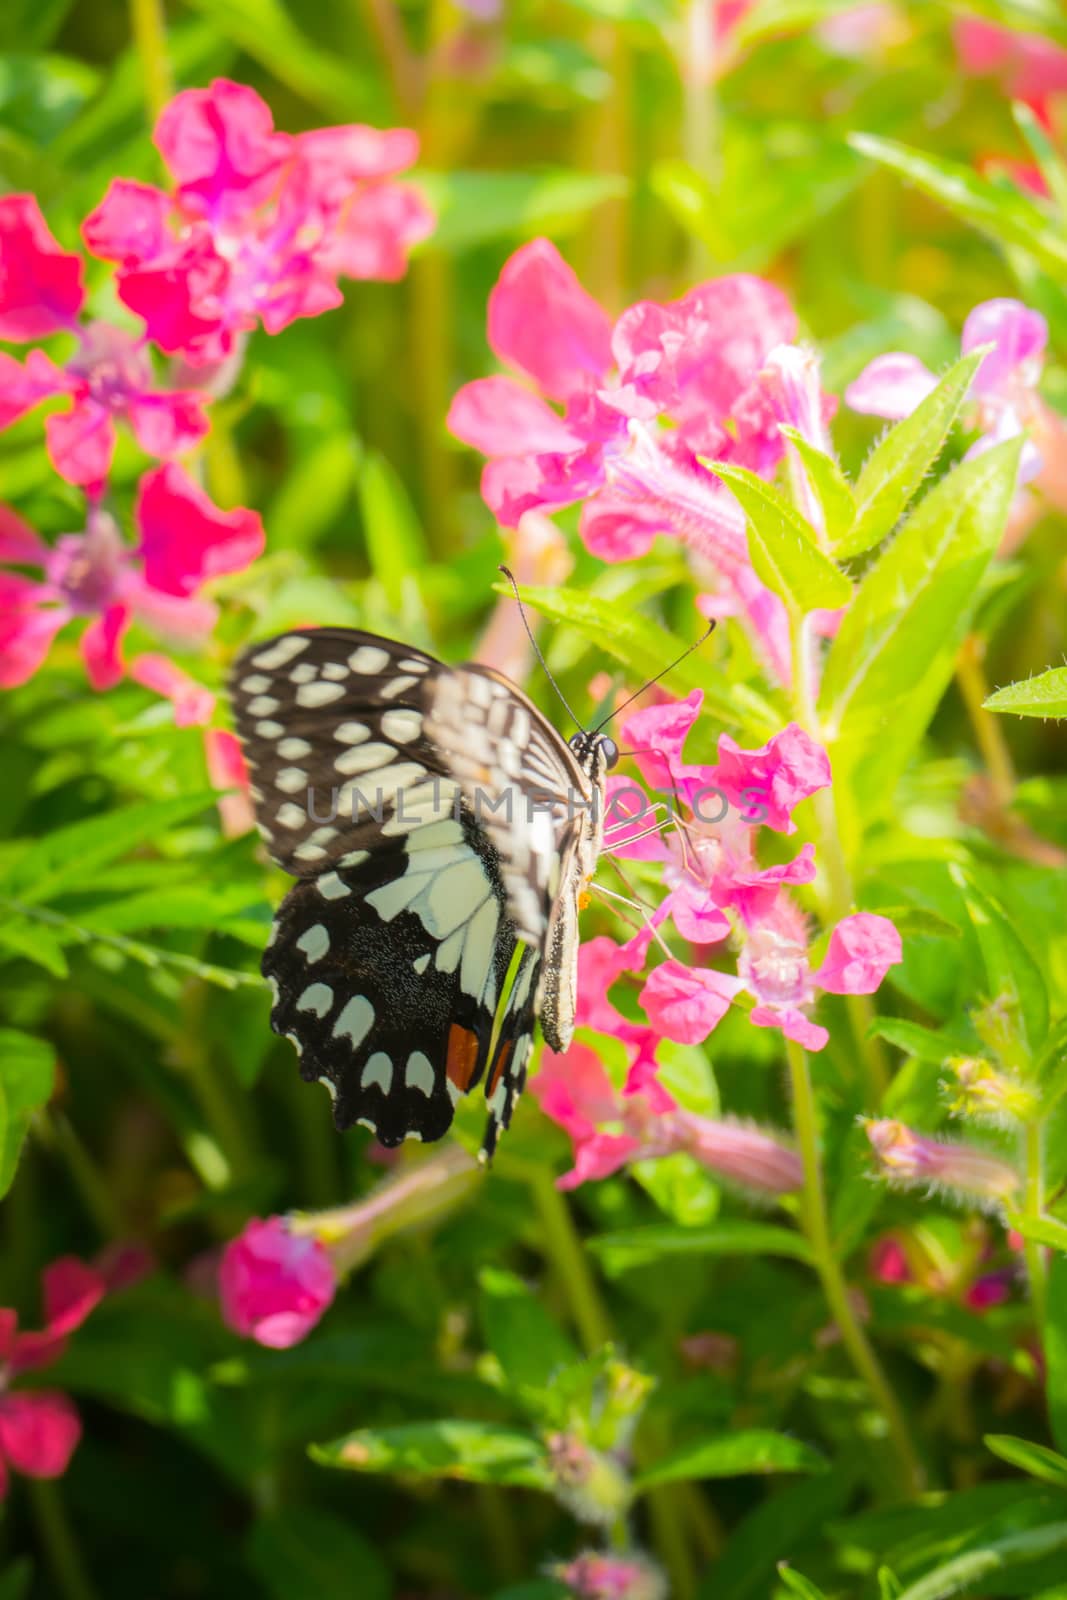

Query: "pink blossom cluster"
(530, 692), (900, 1188)
(0, 79), (430, 720)
(448, 237), (832, 686)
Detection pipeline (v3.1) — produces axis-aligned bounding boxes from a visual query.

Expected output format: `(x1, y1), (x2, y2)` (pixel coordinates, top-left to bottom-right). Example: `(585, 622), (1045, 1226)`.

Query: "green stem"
(1024, 1120), (1048, 1336)
(29, 1480), (100, 1600)
(526, 1166), (611, 1354)
(129, 0), (172, 126)
(786, 1038), (925, 1495)
(44, 1113), (124, 1238)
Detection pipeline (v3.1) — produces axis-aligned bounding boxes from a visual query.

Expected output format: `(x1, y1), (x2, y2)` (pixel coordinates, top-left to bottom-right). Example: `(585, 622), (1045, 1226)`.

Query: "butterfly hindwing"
(263, 815), (516, 1146)
(482, 944), (541, 1159)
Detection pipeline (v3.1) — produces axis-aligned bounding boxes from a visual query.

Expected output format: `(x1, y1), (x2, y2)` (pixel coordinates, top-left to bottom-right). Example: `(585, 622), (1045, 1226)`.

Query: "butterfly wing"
(263, 816), (515, 1146)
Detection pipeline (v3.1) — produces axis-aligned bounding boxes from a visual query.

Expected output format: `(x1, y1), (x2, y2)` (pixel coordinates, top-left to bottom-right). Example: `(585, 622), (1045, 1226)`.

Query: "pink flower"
(205, 728), (254, 836)
(846, 298), (1048, 484)
(553, 1550), (669, 1600)
(0, 198), (211, 491)
(219, 1216), (336, 1349)
(814, 912), (903, 995)
(129, 653), (215, 727)
(865, 1119), (1020, 1205)
(955, 19), (1067, 114)
(0, 1256), (108, 1499)
(0, 466), (262, 691)
(83, 80), (433, 365)
(448, 239), (807, 682)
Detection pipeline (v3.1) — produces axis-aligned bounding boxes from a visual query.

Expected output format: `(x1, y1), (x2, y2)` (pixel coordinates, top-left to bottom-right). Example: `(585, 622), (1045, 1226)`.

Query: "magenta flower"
(83, 79), (433, 366)
(846, 298), (1048, 484)
(0, 1256), (108, 1499)
(954, 18), (1067, 112)
(0, 465), (263, 691)
(448, 239), (811, 681)
(0, 197), (211, 491)
(219, 1216), (336, 1349)
(553, 1550), (668, 1600)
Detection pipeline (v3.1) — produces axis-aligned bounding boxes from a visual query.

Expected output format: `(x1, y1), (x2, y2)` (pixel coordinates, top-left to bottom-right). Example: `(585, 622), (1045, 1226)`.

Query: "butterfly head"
(568, 730), (619, 778)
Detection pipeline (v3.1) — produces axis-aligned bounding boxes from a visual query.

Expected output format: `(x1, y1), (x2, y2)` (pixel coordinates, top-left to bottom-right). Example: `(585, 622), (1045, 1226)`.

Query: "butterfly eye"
(599, 736), (619, 770)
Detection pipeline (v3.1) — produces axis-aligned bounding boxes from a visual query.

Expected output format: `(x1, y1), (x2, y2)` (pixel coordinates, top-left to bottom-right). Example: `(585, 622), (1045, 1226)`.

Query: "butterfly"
(229, 624), (620, 1157)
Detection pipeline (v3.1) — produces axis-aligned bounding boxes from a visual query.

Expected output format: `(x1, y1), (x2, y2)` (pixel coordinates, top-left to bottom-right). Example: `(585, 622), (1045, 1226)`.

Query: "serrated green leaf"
(840, 353), (982, 559)
(777, 1566), (830, 1600)
(509, 583), (777, 733)
(710, 464), (852, 615)
(0, 1029), (55, 1198)
(636, 1430), (825, 1490)
(895, 1522), (1067, 1600)
(819, 439), (1021, 841)
(850, 133), (1067, 280)
(950, 866), (1049, 1059)
(986, 667), (1067, 719)
(984, 1434), (1067, 1488)
(310, 1421), (552, 1488)
(778, 426), (856, 547)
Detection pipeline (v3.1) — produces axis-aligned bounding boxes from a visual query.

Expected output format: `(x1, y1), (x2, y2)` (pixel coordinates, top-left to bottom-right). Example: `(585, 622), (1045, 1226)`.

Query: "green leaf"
(734, 0), (887, 43)
(709, 464), (852, 616)
(849, 133), (1067, 281)
(819, 439), (1021, 840)
(588, 1221), (812, 1276)
(1007, 1212), (1067, 1255)
(950, 866), (1049, 1059)
(358, 449), (429, 615)
(0, 914), (69, 978)
(310, 1421), (552, 1488)
(869, 1017), (971, 1065)
(478, 1268), (579, 1397)
(180, 0), (372, 115)
(0, 793), (216, 906)
(840, 353), (983, 559)
(509, 583), (777, 733)
(246, 1508), (389, 1600)
(778, 427), (856, 547)
(635, 1430), (825, 1490)
(986, 667), (1067, 719)
(894, 1522), (1067, 1600)
(777, 1566), (830, 1600)
(984, 1434), (1067, 1489)
(0, 1560), (32, 1600)
(0, 1030), (55, 1198)
(419, 171), (627, 253)
(1049, 1255), (1067, 1453)
(1014, 102), (1067, 219)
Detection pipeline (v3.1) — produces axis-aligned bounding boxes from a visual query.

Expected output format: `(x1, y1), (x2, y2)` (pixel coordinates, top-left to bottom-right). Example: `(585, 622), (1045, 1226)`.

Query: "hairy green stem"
(786, 1038), (924, 1495)
(1024, 1120), (1048, 1335)
(129, 0), (172, 125)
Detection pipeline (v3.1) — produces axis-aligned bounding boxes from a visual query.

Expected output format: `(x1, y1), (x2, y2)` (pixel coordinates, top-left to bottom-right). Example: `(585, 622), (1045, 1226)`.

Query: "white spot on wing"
(297, 681), (345, 708)
(362, 1052), (393, 1093)
(289, 662), (317, 684)
(461, 898), (500, 1000)
(335, 741), (395, 776)
(296, 923), (329, 962)
(240, 673), (271, 694)
(294, 841), (328, 863)
(296, 982), (333, 1016)
(278, 737), (312, 760)
(275, 767), (307, 794)
(349, 645), (390, 674)
(317, 872), (350, 900)
(398, 658), (428, 673)
(253, 635), (309, 670)
(256, 720), (284, 738)
(318, 1075), (337, 1101)
(381, 708), (422, 744)
(381, 675), (418, 700)
(335, 995), (374, 1049)
(406, 1051), (435, 1096)
(413, 953), (430, 974)
(276, 802), (305, 829)
(335, 722), (370, 745)
(322, 661), (348, 681)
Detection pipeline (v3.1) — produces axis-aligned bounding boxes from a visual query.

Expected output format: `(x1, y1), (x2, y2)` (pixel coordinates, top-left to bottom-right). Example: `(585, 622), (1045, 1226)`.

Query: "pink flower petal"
(130, 652), (216, 726)
(0, 504), (47, 563)
(41, 1257), (107, 1338)
(155, 79), (291, 220)
(845, 352), (939, 421)
(447, 376), (587, 457)
(962, 298), (1047, 397)
(0, 195), (84, 340)
(557, 1131), (644, 1190)
(530, 1039), (621, 1137)
(0, 577), (67, 687)
(118, 239), (232, 362)
(219, 1216), (336, 1349)
(640, 959), (742, 1045)
(296, 124), (420, 185)
(125, 390), (212, 460)
(0, 1391), (81, 1479)
(82, 179), (173, 267)
(328, 181), (433, 282)
(136, 464), (264, 597)
(487, 238), (613, 401)
(667, 877), (731, 945)
(815, 911), (902, 996)
(0, 349), (67, 430)
(45, 400), (116, 491)
(750, 1002), (829, 1052)
(80, 602), (129, 690)
(620, 688), (704, 793)
(707, 723), (831, 835)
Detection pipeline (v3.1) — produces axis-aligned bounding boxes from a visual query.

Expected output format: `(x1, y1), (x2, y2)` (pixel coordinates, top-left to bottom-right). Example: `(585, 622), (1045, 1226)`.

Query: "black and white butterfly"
(230, 626), (619, 1157)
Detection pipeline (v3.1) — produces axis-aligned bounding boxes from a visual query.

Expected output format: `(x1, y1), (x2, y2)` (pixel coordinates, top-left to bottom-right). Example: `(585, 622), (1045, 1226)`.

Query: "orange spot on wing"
(486, 1039), (513, 1100)
(446, 1023), (481, 1093)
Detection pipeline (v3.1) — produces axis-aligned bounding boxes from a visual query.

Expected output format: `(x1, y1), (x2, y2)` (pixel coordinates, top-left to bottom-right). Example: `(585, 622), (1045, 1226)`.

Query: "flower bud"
(552, 1550), (668, 1600)
(218, 1216), (336, 1349)
(677, 1114), (804, 1196)
(945, 1056), (1039, 1126)
(545, 1432), (632, 1528)
(864, 1119), (1020, 1206)
(973, 996), (1029, 1076)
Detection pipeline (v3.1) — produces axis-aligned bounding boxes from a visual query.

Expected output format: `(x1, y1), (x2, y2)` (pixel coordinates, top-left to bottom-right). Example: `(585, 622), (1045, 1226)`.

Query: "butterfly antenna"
(590, 618), (717, 734)
(497, 565), (586, 730)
